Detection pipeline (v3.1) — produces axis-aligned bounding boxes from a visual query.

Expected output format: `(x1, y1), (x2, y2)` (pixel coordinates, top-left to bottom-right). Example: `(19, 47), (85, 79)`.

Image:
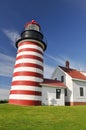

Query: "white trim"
(41, 84), (66, 88)
(51, 66), (58, 78)
(12, 76), (43, 82)
(14, 67), (43, 74)
(58, 66), (72, 79)
(51, 66), (72, 80)
(72, 78), (86, 82)
(55, 66), (86, 82)
(9, 94), (41, 101)
(11, 85), (42, 92)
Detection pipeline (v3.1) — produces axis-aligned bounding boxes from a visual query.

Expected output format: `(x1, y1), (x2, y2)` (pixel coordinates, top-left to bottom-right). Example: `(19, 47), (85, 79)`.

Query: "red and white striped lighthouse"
(9, 20), (46, 106)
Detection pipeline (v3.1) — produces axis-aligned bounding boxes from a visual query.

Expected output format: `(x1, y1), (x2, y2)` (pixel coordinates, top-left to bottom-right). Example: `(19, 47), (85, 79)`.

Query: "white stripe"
(12, 76), (43, 82)
(14, 67), (43, 74)
(15, 59), (43, 66)
(18, 39), (45, 50)
(18, 44), (43, 52)
(17, 51), (43, 59)
(9, 94), (41, 101)
(11, 85), (42, 92)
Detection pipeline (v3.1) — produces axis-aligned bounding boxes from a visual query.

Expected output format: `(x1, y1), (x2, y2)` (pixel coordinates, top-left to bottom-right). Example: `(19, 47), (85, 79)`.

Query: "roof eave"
(72, 78), (86, 82)
(40, 83), (66, 88)
(58, 66), (72, 79)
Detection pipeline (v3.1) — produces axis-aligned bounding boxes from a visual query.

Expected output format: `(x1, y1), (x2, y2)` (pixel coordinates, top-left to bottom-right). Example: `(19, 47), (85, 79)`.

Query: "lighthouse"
(9, 20), (47, 106)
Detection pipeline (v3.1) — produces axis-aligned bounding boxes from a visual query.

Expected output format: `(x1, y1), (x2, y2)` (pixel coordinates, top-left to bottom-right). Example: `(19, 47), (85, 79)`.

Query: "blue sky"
(1, 0), (86, 93)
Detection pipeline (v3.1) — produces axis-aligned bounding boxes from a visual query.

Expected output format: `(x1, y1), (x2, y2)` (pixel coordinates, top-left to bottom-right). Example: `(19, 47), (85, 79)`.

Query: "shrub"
(0, 100), (8, 103)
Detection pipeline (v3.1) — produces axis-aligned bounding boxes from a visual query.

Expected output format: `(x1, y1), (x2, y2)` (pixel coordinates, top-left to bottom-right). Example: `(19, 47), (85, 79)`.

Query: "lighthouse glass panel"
(25, 24), (40, 31)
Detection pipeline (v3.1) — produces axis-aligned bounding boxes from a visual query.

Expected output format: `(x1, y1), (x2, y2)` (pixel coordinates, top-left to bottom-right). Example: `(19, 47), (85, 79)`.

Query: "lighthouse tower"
(9, 20), (47, 106)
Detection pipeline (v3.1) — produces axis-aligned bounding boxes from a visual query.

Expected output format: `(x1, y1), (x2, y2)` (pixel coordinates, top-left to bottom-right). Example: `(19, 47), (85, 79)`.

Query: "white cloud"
(45, 53), (86, 72)
(0, 53), (15, 77)
(45, 53), (66, 65)
(0, 88), (9, 100)
(2, 29), (20, 48)
(44, 64), (55, 78)
(0, 29), (19, 77)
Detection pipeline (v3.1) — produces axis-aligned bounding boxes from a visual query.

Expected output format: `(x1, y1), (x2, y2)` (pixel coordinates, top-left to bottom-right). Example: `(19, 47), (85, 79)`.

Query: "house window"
(55, 78), (57, 80)
(61, 76), (64, 82)
(80, 87), (84, 96)
(56, 89), (61, 99)
(65, 88), (67, 96)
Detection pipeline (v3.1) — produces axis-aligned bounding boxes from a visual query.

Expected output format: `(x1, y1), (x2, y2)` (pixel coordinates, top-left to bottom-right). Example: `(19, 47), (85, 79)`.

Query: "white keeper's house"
(51, 61), (86, 106)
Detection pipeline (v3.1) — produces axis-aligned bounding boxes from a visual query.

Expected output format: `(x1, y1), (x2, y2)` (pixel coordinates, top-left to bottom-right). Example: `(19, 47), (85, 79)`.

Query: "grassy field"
(0, 104), (86, 130)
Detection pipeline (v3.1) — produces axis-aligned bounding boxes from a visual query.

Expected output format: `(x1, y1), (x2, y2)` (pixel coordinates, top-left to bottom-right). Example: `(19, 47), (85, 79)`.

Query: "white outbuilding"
(51, 61), (86, 106)
(41, 78), (66, 106)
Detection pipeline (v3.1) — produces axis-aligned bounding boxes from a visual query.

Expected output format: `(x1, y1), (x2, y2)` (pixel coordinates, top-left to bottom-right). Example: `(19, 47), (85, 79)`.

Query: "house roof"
(40, 78), (66, 88)
(59, 66), (86, 80)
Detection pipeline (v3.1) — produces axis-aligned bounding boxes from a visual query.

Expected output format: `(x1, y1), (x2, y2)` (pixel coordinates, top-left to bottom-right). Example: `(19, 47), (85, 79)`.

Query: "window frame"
(61, 76), (64, 82)
(80, 87), (84, 96)
(65, 88), (67, 96)
(56, 89), (61, 99)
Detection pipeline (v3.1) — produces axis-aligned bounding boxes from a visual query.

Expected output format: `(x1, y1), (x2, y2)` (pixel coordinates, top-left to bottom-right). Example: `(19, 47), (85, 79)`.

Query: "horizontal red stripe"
(14, 63), (43, 70)
(16, 55), (43, 62)
(18, 48), (43, 55)
(10, 90), (41, 96)
(18, 41), (43, 50)
(13, 72), (43, 78)
(12, 81), (41, 86)
(9, 99), (41, 106)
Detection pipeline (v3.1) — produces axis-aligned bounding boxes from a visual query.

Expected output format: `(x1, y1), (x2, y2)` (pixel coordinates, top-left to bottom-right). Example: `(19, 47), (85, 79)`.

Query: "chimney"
(65, 61), (69, 68)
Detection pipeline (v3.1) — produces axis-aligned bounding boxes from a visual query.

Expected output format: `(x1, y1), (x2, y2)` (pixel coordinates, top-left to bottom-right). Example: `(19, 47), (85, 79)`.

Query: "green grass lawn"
(0, 104), (86, 130)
